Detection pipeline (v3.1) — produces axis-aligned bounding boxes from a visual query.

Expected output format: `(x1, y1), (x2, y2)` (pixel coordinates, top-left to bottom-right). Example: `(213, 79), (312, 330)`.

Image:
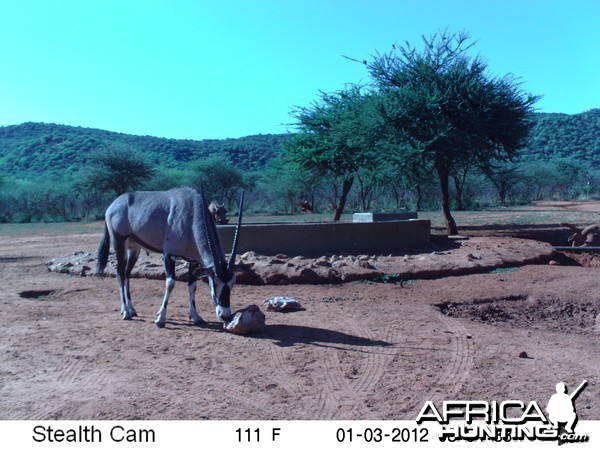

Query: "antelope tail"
(96, 223), (111, 277)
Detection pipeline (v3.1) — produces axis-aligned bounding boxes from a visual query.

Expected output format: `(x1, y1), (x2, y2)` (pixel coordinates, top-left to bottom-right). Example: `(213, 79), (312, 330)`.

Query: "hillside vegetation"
(1, 110), (599, 178)
(0, 109), (599, 223)
(523, 109), (600, 164)
(0, 122), (289, 176)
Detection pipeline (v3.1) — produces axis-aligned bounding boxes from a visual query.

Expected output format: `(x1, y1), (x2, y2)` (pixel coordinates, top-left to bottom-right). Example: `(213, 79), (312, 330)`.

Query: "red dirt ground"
(1, 204), (599, 420)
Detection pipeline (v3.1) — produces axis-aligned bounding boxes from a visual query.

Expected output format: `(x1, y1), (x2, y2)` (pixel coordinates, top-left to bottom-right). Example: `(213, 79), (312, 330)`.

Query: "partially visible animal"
(97, 186), (248, 328)
(209, 201), (229, 224)
(299, 200), (313, 212)
(560, 222), (600, 246)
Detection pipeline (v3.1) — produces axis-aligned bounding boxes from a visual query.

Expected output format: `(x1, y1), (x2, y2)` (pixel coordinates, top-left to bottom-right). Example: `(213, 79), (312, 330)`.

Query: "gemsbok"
(208, 201), (229, 224)
(96, 186), (247, 328)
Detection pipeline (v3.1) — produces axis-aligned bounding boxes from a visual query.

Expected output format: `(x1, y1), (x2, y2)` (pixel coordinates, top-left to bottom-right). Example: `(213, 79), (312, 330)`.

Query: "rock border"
(46, 237), (556, 285)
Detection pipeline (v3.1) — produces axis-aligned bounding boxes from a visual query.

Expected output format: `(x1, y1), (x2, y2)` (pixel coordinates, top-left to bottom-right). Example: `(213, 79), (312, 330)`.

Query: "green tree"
(191, 154), (244, 206)
(483, 161), (522, 206)
(287, 85), (383, 220)
(82, 145), (155, 197)
(376, 138), (437, 211)
(144, 168), (193, 191)
(255, 158), (300, 214)
(367, 30), (539, 234)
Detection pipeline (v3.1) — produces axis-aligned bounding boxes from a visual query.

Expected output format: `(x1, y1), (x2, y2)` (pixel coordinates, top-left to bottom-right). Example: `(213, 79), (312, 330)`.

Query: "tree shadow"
(433, 223), (573, 245)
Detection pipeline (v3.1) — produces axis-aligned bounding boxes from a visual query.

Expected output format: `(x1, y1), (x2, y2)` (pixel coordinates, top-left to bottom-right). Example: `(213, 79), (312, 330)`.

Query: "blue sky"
(0, 0), (598, 140)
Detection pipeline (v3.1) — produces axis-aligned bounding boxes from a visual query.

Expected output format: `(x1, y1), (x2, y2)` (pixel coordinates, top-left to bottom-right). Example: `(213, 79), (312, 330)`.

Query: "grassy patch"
(365, 273), (409, 285)
(0, 221), (104, 237)
(489, 267), (521, 274)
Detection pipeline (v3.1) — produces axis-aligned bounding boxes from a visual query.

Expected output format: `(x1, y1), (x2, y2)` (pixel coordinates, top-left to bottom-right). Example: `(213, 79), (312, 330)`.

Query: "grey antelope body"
(97, 186), (245, 327)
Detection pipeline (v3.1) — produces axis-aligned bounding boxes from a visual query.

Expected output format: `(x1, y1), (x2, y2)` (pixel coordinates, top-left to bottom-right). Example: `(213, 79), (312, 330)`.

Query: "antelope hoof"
(122, 312), (133, 320)
(192, 318), (205, 326)
(155, 320), (166, 328)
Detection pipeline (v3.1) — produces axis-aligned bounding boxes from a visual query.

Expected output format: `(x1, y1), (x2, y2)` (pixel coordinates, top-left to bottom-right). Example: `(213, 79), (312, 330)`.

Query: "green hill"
(522, 109), (600, 165)
(0, 122), (289, 178)
(1, 109), (599, 179)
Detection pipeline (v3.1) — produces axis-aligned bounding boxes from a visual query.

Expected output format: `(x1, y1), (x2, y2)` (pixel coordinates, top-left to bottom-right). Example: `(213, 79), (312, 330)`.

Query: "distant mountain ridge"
(522, 109), (600, 163)
(0, 109), (599, 178)
(0, 122), (290, 177)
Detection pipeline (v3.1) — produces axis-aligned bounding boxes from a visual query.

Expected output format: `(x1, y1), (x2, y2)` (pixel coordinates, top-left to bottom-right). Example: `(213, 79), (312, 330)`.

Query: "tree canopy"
(81, 146), (155, 197)
(366, 30), (539, 234)
(191, 154), (245, 206)
(287, 85), (383, 220)
(284, 31), (539, 230)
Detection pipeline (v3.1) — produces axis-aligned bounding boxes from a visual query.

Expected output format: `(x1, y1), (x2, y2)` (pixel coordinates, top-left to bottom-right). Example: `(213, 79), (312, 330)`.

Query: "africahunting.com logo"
(416, 380), (589, 444)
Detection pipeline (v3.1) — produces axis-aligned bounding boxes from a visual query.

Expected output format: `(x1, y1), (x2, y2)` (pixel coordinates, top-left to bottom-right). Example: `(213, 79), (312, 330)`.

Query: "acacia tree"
(367, 30), (539, 234)
(257, 158), (303, 214)
(483, 160), (522, 206)
(286, 85), (383, 220)
(191, 154), (244, 207)
(83, 145), (155, 197)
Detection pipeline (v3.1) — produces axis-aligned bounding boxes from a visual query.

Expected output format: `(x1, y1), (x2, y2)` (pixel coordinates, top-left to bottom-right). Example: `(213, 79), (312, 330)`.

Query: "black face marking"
(218, 272), (234, 284)
(209, 271), (235, 309)
(218, 284), (231, 308)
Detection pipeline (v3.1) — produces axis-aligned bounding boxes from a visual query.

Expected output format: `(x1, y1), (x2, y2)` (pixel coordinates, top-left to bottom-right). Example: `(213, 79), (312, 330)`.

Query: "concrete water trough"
(352, 212), (418, 222)
(218, 218), (431, 256)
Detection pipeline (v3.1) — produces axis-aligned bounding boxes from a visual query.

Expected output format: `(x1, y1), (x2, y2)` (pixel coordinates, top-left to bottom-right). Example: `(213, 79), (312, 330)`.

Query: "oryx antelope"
(96, 186), (247, 328)
(561, 222), (600, 247)
(208, 201), (229, 224)
(299, 200), (313, 212)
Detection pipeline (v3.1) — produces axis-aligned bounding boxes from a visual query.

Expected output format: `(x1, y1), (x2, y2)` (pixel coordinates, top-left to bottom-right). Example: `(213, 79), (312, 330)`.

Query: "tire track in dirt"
(266, 343), (301, 397)
(409, 312), (474, 415)
(316, 318), (403, 419)
(52, 346), (113, 392)
(15, 346), (114, 420)
(7, 401), (63, 421)
(352, 318), (403, 394)
(266, 341), (332, 419)
(436, 314), (474, 398)
(207, 391), (280, 420)
(55, 357), (100, 390)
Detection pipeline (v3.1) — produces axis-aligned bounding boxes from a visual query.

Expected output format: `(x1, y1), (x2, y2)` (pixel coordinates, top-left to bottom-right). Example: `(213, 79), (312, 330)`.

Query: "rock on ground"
(223, 305), (266, 335)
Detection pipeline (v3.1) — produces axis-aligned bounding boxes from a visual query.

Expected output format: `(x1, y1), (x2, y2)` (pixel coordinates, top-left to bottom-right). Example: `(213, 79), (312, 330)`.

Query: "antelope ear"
(192, 267), (214, 278)
(233, 262), (254, 273)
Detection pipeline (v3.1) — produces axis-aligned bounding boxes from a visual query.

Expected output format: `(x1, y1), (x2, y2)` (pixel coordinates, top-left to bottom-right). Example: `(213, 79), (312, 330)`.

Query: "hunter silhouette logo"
(416, 379), (590, 443)
(546, 380), (588, 443)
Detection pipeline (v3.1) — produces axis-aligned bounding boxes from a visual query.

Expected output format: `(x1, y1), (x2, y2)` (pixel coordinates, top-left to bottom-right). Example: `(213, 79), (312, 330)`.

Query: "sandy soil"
(1, 209), (599, 420)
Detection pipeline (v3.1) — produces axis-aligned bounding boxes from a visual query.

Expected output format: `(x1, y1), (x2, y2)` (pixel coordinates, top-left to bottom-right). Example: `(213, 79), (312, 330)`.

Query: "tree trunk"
(360, 185), (371, 211)
(498, 181), (507, 206)
(392, 187), (402, 209)
(452, 169), (468, 211)
(437, 166), (459, 235)
(333, 177), (354, 221)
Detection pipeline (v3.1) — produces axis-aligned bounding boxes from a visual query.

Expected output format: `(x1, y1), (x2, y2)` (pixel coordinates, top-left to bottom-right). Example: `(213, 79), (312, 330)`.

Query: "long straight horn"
(227, 190), (244, 271)
(200, 184), (224, 276)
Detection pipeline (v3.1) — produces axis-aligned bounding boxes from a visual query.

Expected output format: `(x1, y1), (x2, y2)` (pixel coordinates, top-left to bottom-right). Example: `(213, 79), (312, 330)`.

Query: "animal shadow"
(160, 319), (392, 351)
(250, 324), (393, 349)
